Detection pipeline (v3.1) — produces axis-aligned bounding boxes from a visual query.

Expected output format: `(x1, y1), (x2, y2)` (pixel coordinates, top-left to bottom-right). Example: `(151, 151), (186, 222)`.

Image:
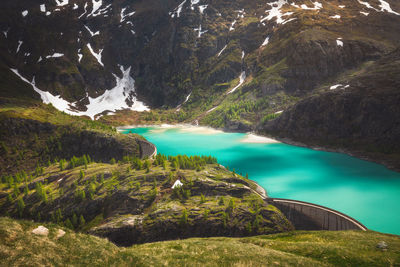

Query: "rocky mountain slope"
(260, 47), (400, 170)
(2, 0), (400, 119)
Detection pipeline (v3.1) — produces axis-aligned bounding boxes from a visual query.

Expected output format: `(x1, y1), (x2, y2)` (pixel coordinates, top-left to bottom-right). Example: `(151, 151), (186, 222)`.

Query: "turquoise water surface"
(122, 126), (400, 235)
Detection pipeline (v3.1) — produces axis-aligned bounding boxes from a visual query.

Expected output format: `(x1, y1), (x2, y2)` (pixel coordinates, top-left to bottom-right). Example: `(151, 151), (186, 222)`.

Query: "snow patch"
(190, 0), (200, 10)
(330, 84), (349, 90)
(10, 69), (80, 116)
(336, 39), (343, 47)
(22, 10), (29, 17)
(176, 92), (191, 111)
(172, 180), (183, 189)
(120, 7), (135, 22)
(338, 5), (346, 8)
(260, 0), (296, 24)
(46, 53), (64, 58)
(261, 36), (270, 47)
(16, 41), (23, 53)
(358, 0), (399, 15)
(206, 106), (217, 113)
(3, 28), (10, 38)
(78, 49), (83, 62)
(73, 3), (79, 10)
(282, 18), (296, 24)
(170, 0), (186, 18)
(55, 0), (69, 6)
(194, 25), (207, 37)
(227, 71), (246, 94)
(40, 4), (46, 12)
(87, 43), (104, 67)
(84, 25), (100, 37)
(88, 0), (102, 17)
(84, 66), (149, 119)
(78, 3), (88, 18)
(199, 5), (208, 14)
(229, 20), (237, 31)
(330, 15), (341, 19)
(217, 45), (227, 57)
(11, 67), (149, 120)
(360, 11), (369, 16)
(300, 2), (322, 10)
(378, 0), (400, 15)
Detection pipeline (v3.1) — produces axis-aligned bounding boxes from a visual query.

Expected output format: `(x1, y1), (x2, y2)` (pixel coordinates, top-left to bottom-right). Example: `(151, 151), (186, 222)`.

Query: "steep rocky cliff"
(0, 102), (154, 175)
(260, 48), (400, 170)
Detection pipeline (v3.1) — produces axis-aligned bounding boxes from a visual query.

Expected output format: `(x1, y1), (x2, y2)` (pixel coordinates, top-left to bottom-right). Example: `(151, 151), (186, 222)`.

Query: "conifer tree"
(65, 218), (74, 229)
(200, 194), (206, 204)
(218, 196), (225, 206)
(180, 209), (188, 225)
(79, 215), (86, 227)
(72, 213), (78, 227)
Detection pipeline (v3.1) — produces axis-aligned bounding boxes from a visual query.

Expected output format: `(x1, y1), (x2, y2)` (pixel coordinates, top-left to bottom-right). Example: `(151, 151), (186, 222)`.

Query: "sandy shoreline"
(117, 124), (281, 143)
(118, 124), (226, 135)
(240, 134), (280, 144)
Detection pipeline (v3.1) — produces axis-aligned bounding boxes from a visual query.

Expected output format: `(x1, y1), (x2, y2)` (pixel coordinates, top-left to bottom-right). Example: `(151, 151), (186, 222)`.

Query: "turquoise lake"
(121, 126), (400, 235)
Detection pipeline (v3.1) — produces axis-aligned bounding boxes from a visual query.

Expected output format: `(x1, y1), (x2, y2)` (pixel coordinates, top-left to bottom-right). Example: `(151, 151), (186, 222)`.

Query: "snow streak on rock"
(194, 25), (207, 37)
(84, 25), (100, 37)
(217, 45), (227, 57)
(176, 92), (192, 111)
(261, 36), (269, 47)
(358, 0), (399, 15)
(89, 0), (102, 17)
(11, 67), (149, 120)
(120, 7), (135, 22)
(46, 53), (64, 58)
(55, 0), (69, 7)
(11, 68), (80, 116)
(260, 0), (294, 24)
(78, 3), (88, 18)
(170, 0), (187, 18)
(227, 71), (246, 94)
(16, 41), (23, 53)
(87, 43), (104, 66)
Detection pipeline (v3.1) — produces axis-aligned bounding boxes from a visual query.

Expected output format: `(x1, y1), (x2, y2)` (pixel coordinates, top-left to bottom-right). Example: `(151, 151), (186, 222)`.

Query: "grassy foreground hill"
(1, 216), (399, 266)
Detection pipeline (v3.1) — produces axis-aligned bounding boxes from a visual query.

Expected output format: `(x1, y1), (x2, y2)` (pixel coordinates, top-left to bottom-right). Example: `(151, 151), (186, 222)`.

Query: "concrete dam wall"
(268, 198), (367, 231)
(138, 139), (157, 159)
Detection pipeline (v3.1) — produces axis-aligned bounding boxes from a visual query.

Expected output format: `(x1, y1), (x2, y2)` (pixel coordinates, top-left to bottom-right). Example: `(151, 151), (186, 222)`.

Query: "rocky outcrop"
(0, 117), (153, 174)
(260, 49), (400, 170)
